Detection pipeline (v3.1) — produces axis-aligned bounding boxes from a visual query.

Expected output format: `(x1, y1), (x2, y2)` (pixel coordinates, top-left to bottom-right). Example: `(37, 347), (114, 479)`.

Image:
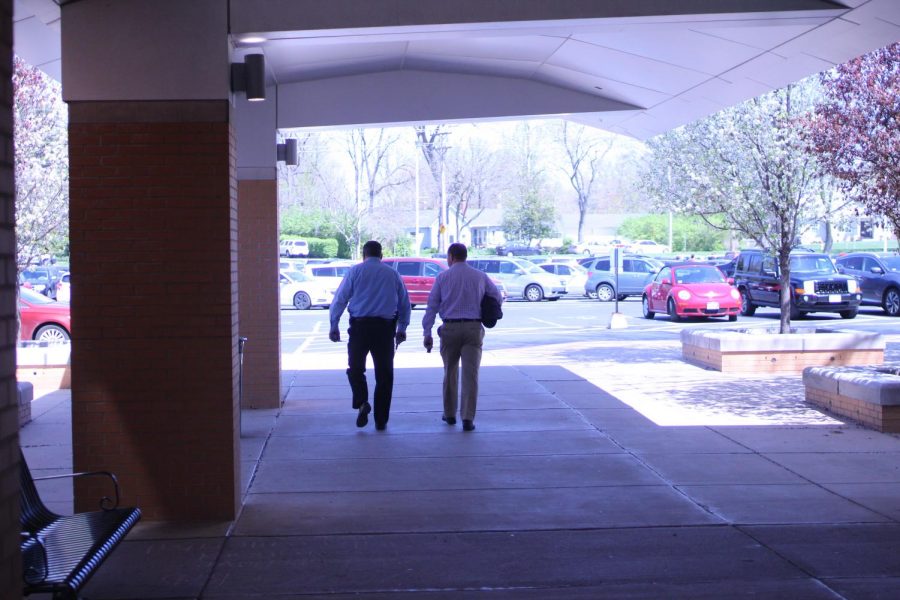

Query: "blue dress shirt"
(329, 257), (411, 333)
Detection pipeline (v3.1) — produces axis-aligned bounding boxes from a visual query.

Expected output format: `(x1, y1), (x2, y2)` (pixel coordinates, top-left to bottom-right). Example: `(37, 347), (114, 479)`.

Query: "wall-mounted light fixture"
(277, 139), (298, 166)
(231, 53), (266, 101)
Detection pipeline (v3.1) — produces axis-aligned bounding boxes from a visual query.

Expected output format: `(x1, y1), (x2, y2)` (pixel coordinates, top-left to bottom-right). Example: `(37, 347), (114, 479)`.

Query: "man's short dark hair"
(362, 240), (382, 258)
(448, 243), (468, 261)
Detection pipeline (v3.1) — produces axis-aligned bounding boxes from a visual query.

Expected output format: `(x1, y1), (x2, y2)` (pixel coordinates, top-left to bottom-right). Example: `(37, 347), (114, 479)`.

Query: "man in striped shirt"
(330, 241), (411, 430)
(422, 243), (503, 431)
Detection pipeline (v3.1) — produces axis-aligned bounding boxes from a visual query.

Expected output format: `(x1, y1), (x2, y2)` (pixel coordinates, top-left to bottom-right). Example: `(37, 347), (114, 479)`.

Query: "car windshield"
(881, 256), (900, 272)
(282, 271), (312, 283)
(512, 259), (544, 274)
(790, 255), (836, 274)
(22, 270), (49, 284)
(673, 267), (725, 284)
(20, 287), (54, 304)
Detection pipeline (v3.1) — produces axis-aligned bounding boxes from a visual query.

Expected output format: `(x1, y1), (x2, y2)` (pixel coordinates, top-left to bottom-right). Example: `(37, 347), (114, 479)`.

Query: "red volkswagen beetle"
(19, 287), (71, 342)
(642, 263), (740, 322)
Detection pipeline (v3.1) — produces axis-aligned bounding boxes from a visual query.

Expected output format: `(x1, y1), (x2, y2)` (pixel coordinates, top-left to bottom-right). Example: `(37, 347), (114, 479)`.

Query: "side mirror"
(871, 266), (884, 275)
(836, 265), (846, 274)
(727, 277), (735, 285)
(661, 278), (671, 285)
(515, 269), (525, 275)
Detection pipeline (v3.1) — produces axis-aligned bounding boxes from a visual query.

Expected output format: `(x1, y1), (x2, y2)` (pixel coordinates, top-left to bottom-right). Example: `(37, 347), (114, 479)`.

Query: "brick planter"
(804, 366), (900, 433)
(17, 343), (71, 392)
(681, 328), (884, 374)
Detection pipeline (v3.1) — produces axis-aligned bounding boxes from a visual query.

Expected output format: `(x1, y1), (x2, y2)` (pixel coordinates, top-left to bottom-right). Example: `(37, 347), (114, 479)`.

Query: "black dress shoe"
(442, 415), (457, 425)
(462, 419), (475, 431)
(356, 402), (371, 428)
(375, 421), (386, 431)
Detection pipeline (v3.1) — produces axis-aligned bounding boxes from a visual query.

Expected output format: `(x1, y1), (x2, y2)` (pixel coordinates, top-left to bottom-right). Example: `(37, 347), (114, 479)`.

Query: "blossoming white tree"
(13, 56), (69, 271)
(642, 83), (830, 332)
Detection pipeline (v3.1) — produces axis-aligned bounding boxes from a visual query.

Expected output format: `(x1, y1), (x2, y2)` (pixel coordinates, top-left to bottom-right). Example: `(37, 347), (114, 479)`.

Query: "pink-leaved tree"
(804, 42), (900, 247)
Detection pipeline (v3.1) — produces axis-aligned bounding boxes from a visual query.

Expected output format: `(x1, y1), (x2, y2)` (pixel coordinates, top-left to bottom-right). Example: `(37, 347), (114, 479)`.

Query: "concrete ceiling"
(13, 0), (900, 140)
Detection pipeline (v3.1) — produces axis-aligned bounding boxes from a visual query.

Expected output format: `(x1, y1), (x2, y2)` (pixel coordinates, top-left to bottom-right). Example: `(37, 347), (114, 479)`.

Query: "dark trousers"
(346, 317), (396, 425)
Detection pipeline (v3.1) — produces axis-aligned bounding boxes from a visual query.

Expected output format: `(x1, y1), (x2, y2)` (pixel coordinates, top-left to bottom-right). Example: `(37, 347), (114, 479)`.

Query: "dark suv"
(733, 249), (861, 319)
(835, 252), (900, 316)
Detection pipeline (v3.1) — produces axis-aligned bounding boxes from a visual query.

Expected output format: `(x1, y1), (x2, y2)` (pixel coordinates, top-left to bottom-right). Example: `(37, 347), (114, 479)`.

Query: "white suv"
(280, 239), (309, 258)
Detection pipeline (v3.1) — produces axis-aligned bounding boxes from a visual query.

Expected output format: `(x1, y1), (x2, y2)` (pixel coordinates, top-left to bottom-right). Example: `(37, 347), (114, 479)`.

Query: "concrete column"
(235, 89), (282, 409)
(0, 0), (22, 594)
(62, 0), (239, 520)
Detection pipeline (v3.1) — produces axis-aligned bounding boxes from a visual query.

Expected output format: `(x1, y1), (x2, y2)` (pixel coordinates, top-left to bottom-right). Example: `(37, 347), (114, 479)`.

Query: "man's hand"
(423, 335), (433, 353)
(329, 329), (341, 343)
(394, 331), (406, 349)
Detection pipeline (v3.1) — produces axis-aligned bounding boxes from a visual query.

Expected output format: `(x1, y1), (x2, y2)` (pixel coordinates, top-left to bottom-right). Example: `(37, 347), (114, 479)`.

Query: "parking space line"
(293, 320), (322, 356)
(529, 317), (567, 328)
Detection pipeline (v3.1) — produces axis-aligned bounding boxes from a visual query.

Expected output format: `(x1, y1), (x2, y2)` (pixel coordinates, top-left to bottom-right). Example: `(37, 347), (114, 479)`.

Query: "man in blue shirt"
(330, 241), (411, 430)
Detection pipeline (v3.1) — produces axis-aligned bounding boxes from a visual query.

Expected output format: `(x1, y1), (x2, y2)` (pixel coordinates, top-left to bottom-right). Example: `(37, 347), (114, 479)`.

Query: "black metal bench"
(19, 449), (142, 599)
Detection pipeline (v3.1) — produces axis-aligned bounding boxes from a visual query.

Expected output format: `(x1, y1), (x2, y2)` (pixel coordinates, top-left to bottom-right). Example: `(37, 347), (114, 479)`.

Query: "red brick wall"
(238, 179), (282, 408)
(0, 0), (21, 594)
(68, 101), (239, 520)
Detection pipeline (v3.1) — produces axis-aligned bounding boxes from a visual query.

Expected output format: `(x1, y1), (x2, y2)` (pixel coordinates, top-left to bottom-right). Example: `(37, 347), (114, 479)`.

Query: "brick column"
(238, 179), (282, 408)
(0, 0), (22, 594)
(68, 101), (239, 520)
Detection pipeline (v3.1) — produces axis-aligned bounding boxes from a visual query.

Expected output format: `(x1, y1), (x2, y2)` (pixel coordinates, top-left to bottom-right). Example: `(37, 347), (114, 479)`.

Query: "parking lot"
(281, 295), (900, 358)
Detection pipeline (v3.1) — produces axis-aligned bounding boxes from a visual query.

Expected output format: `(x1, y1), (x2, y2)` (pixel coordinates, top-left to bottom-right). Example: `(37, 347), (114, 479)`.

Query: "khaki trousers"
(438, 321), (484, 421)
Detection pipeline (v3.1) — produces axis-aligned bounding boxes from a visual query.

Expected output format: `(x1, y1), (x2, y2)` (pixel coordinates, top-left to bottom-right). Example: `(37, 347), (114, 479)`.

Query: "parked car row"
(571, 247), (900, 322)
(278, 248), (900, 323)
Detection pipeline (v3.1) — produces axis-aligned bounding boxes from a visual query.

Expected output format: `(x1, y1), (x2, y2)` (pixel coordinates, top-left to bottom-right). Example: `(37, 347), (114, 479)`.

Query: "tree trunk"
(577, 206), (586, 243)
(822, 220), (833, 253)
(778, 250), (792, 334)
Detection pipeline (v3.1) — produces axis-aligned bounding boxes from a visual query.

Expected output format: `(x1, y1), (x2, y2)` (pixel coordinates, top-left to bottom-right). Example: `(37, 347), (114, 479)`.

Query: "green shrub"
(306, 237), (339, 258)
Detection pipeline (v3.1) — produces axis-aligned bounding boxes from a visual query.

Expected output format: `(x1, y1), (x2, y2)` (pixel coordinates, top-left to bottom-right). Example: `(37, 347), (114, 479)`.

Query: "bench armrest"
(33, 470), (121, 510)
(21, 532), (47, 584)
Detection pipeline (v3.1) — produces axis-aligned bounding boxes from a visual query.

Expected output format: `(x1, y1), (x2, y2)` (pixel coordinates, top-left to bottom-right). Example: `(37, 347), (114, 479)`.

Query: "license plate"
(829, 294), (841, 303)
(706, 302), (719, 310)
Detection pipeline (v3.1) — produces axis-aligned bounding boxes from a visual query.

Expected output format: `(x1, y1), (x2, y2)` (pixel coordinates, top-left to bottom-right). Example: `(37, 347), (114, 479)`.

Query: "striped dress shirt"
(422, 261), (502, 337)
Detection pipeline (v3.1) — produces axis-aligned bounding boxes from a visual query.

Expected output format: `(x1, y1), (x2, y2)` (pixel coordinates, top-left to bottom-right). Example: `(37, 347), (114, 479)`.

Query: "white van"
(280, 239), (309, 258)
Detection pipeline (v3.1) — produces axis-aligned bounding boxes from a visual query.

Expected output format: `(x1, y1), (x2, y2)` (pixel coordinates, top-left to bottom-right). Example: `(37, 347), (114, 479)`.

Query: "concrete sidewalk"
(20, 338), (900, 599)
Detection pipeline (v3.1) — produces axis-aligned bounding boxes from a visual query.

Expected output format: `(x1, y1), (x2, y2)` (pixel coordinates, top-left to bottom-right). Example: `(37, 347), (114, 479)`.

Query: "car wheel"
(524, 284), (543, 302)
(596, 283), (615, 302)
(883, 287), (900, 316)
(728, 314), (738, 322)
(840, 309), (858, 319)
(34, 324), (70, 343)
(293, 291), (312, 310)
(641, 295), (655, 319)
(667, 298), (681, 322)
(739, 289), (756, 316)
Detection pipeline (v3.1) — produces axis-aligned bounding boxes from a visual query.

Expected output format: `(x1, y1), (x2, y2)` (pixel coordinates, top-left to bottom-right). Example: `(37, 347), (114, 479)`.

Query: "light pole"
(414, 149), (420, 256)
